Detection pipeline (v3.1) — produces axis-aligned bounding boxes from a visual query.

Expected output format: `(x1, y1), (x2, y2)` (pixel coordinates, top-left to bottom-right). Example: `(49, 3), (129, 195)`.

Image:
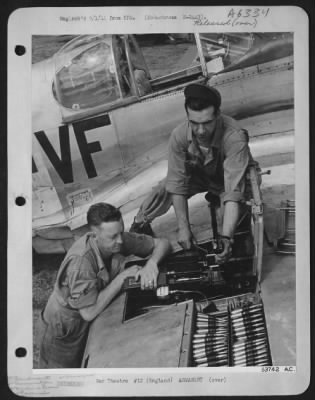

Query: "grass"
(33, 253), (63, 368)
(32, 35), (193, 78)
(32, 35), (76, 64)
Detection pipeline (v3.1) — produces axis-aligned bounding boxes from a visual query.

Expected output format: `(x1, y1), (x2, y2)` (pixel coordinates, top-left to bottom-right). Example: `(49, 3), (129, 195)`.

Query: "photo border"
(5, 2), (313, 398)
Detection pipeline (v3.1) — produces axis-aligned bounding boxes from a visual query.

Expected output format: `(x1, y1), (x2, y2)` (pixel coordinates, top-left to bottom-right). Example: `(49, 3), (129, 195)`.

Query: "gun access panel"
(121, 239), (272, 366)
(122, 234), (257, 322)
(123, 164), (265, 321)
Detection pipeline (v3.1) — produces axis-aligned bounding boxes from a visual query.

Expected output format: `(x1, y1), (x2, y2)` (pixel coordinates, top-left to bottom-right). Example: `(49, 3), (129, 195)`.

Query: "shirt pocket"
(185, 153), (203, 173)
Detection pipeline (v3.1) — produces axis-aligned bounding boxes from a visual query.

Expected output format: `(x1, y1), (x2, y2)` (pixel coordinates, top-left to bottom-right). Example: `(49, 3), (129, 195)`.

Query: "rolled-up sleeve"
(67, 258), (98, 309)
(222, 129), (250, 204)
(165, 129), (190, 195)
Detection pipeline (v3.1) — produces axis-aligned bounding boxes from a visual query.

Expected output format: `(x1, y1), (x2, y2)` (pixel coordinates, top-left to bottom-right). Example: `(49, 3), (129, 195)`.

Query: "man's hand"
(177, 226), (193, 250)
(135, 259), (159, 290)
(215, 237), (233, 264)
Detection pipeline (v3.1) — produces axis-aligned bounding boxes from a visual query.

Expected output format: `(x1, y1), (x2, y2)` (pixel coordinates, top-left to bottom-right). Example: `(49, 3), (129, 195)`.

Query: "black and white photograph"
(7, 6), (310, 397)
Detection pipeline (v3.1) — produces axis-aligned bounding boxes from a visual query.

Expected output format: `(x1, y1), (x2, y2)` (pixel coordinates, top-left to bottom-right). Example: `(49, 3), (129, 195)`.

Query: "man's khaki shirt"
(54, 232), (154, 310)
(165, 114), (253, 203)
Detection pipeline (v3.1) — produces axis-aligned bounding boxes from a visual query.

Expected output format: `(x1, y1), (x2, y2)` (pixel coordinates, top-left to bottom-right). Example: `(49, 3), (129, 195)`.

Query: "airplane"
(32, 32), (294, 255)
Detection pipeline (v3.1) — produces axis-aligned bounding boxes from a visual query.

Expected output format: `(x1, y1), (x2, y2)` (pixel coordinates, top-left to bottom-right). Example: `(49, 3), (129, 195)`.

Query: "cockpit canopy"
(52, 34), (149, 121)
(52, 35), (121, 111)
(50, 33), (293, 123)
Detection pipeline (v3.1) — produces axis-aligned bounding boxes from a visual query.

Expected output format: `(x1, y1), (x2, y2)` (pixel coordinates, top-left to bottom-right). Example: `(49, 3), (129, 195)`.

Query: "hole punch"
(15, 45), (26, 56)
(15, 196), (26, 206)
(15, 347), (27, 358)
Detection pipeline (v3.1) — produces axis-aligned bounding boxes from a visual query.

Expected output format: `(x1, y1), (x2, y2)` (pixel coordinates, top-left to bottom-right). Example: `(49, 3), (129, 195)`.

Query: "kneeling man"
(39, 202), (171, 368)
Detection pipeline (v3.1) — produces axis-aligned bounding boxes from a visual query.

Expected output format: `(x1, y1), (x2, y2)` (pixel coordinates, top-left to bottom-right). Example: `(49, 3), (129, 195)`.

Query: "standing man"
(130, 82), (256, 263)
(39, 202), (171, 368)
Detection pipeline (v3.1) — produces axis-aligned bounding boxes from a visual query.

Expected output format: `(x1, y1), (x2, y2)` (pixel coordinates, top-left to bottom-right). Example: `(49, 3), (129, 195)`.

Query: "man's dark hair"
(184, 96), (220, 115)
(87, 203), (122, 227)
(184, 84), (221, 115)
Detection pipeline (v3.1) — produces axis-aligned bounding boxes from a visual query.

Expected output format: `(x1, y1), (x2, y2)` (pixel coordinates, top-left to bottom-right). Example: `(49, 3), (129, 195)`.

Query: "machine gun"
(123, 165), (266, 302)
(123, 245), (221, 291)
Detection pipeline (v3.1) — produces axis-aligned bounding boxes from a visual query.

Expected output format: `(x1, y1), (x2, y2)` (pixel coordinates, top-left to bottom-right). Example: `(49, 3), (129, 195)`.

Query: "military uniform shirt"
(55, 232), (155, 310)
(165, 114), (252, 204)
